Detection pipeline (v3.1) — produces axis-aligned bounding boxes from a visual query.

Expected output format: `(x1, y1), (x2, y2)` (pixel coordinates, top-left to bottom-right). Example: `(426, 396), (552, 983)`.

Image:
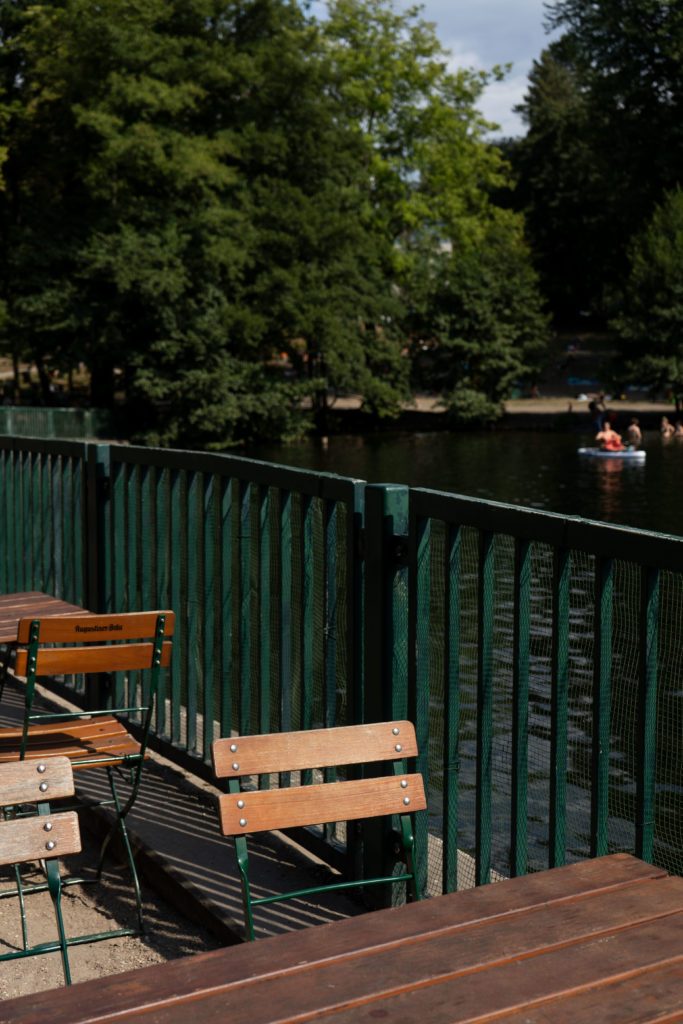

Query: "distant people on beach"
(595, 422), (625, 451)
(626, 418), (642, 447)
(660, 416), (675, 438)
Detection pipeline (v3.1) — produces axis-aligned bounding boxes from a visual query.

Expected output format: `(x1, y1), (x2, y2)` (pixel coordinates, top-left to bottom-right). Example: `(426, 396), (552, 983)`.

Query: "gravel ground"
(0, 826), (221, 1000)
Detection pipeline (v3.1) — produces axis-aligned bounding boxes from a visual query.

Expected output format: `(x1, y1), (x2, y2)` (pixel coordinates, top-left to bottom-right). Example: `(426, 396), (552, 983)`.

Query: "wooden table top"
(2, 854), (682, 1023)
(0, 592), (88, 644)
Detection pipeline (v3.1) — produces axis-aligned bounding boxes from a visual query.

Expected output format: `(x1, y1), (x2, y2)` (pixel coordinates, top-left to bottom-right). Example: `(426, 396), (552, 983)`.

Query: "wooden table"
(2, 854), (683, 1023)
(0, 592), (88, 645)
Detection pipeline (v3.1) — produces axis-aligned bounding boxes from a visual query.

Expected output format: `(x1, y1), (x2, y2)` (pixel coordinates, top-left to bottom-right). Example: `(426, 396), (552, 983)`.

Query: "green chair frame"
(0, 757), (81, 984)
(212, 720), (426, 940)
(0, 610), (174, 941)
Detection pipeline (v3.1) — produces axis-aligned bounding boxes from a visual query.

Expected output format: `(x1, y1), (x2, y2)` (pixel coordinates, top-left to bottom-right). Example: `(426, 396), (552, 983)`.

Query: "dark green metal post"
(363, 484), (410, 901)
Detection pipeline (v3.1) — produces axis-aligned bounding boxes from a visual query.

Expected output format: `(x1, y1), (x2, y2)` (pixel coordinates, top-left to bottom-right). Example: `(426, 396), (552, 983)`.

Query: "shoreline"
(318, 395), (676, 435)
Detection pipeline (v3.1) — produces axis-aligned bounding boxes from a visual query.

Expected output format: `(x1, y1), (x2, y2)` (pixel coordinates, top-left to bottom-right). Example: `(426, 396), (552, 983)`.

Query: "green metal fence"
(0, 406), (112, 439)
(1, 437), (683, 894)
(0, 438), (87, 604)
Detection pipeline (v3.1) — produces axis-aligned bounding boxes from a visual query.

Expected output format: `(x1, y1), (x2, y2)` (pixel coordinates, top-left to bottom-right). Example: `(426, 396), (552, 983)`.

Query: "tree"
(612, 189), (683, 406)
(514, 0), (683, 323)
(322, 0), (547, 419)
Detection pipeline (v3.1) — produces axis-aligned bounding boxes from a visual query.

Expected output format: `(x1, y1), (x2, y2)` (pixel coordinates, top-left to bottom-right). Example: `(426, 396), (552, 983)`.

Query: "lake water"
(251, 429), (683, 536)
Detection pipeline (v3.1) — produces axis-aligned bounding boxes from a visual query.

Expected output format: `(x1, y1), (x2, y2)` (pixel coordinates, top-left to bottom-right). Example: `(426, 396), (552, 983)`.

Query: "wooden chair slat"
(0, 756), (74, 805)
(0, 716), (130, 742)
(16, 610), (176, 644)
(218, 774), (426, 836)
(15, 640), (172, 676)
(0, 811), (81, 867)
(213, 721), (418, 778)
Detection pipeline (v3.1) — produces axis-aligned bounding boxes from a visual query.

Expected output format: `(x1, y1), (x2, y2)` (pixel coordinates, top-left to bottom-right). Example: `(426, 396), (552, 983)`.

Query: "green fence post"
(363, 483), (410, 902)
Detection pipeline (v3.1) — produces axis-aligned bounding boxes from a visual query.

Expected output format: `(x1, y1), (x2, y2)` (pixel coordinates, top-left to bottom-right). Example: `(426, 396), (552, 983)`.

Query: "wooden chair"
(0, 757), (81, 984)
(0, 611), (174, 935)
(212, 720), (426, 940)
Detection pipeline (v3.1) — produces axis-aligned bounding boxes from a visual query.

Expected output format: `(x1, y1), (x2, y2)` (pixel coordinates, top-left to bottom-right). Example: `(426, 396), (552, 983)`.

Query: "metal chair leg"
(95, 767), (144, 934)
(45, 857), (72, 985)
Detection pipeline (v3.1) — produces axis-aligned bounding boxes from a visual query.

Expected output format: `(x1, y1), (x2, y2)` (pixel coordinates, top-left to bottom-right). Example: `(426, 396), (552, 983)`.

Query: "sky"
(396, 0), (555, 137)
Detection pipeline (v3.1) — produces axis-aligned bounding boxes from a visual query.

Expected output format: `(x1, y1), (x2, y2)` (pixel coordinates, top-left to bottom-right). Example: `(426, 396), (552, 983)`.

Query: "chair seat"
(0, 717), (143, 768)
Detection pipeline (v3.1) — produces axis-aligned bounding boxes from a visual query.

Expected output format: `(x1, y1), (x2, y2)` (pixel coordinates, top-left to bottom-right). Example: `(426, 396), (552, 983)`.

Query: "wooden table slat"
(496, 960), (683, 1024)
(0, 856), (678, 1024)
(0, 592), (88, 644)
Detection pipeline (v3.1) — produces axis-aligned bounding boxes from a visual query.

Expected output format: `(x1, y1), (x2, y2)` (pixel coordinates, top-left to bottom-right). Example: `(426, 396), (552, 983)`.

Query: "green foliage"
(410, 212), (548, 418)
(0, 0), (547, 441)
(612, 189), (683, 396)
(514, 0), (683, 323)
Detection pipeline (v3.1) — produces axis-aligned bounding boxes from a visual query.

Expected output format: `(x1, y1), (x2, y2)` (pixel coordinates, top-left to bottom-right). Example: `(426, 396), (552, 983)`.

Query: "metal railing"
(1, 437), (682, 892)
(0, 407), (112, 440)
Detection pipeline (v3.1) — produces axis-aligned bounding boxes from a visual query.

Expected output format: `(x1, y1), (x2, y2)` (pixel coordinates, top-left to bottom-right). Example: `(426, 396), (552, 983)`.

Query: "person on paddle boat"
(595, 423), (625, 451)
(626, 418), (642, 447)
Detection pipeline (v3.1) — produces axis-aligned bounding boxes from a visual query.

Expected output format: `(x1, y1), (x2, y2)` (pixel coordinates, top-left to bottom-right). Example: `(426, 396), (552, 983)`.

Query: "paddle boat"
(577, 446), (646, 462)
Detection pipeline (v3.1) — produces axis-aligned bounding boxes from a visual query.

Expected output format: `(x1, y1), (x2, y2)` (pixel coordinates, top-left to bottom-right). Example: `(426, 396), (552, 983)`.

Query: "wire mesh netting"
(420, 516), (683, 892)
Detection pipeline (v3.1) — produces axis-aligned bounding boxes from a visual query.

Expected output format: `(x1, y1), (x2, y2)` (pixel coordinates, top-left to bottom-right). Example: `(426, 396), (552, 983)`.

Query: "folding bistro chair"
(0, 611), (174, 936)
(0, 757), (81, 985)
(212, 720), (426, 940)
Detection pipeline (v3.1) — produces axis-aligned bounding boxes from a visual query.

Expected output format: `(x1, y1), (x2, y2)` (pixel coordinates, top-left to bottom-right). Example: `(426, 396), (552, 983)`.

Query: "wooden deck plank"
(0, 857), (675, 1024)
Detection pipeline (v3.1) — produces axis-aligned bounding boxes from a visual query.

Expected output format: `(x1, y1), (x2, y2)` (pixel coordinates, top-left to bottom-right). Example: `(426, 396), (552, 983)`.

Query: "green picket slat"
(443, 522), (461, 893)
(186, 472), (200, 753)
(475, 529), (494, 886)
(510, 537), (531, 878)
(636, 566), (659, 862)
(43, 454), (54, 595)
(169, 469), (183, 743)
(259, 486), (271, 739)
(238, 480), (251, 736)
(413, 516), (431, 898)
(202, 474), (216, 763)
(300, 494), (313, 784)
(549, 545), (570, 868)
(279, 490), (293, 783)
(219, 476), (233, 739)
(591, 555), (613, 858)
(155, 468), (170, 736)
(111, 461), (126, 706)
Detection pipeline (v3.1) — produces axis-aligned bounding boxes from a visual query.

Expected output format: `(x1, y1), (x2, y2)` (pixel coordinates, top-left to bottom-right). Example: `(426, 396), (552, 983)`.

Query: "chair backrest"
(213, 721), (426, 837)
(14, 611), (175, 677)
(0, 757), (81, 867)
